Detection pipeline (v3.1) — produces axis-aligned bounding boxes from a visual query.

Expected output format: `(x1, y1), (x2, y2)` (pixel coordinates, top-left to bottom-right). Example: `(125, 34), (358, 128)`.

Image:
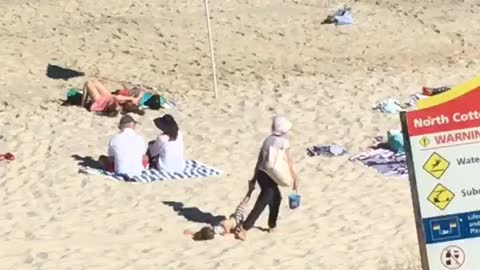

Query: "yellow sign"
(427, 184), (455, 210)
(423, 152), (450, 179)
(419, 136), (430, 147)
(417, 75), (480, 109)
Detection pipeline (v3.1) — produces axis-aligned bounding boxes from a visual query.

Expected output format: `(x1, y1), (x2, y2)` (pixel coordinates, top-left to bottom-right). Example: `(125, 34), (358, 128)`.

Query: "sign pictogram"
(423, 152), (450, 179)
(427, 184), (455, 210)
(440, 245), (465, 269)
(419, 136), (430, 147)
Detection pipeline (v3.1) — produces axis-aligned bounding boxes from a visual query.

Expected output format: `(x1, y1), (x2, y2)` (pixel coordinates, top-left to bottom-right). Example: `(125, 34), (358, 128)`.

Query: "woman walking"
(236, 115), (299, 241)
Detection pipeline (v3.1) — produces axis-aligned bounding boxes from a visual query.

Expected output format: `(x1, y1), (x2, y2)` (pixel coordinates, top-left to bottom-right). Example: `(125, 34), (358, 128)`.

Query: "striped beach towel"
(79, 160), (222, 183)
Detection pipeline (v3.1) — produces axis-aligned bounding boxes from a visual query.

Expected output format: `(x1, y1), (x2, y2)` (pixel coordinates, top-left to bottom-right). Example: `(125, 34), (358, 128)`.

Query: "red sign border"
(406, 86), (480, 137)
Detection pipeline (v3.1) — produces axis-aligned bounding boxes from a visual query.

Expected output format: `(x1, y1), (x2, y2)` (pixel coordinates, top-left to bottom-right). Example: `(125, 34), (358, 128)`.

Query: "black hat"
(153, 114), (179, 140)
(153, 114), (176, 130)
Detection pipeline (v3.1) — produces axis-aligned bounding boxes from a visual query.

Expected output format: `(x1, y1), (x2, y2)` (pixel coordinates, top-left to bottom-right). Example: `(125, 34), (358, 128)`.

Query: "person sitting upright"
(100, 114), (148, 177)
(148, 114), (185, 172)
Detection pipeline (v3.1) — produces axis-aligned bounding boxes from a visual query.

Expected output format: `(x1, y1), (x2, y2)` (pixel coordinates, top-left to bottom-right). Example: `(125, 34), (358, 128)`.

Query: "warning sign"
(423, 152), (450, 179)
(427, 184), (455, 210)
(419, 136), (430, 147)
(401, 76), (480, 270)
(440, 245), (465, 269)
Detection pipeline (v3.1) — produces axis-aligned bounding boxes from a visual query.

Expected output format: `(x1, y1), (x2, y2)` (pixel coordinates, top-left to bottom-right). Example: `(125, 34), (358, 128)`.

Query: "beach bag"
(388, 130), (405, 153)
(264, 146), (293, 187)
(64, 88), (82, 106)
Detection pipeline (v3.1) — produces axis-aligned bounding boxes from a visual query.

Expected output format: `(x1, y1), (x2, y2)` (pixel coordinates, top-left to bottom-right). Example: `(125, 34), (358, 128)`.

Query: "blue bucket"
(288, 194), (301, 209)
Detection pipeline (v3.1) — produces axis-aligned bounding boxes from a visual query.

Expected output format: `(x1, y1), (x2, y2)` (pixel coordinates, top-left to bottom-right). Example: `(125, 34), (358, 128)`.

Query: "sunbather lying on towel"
(184, 187), (253, 241)
(81, 79), (145, 117)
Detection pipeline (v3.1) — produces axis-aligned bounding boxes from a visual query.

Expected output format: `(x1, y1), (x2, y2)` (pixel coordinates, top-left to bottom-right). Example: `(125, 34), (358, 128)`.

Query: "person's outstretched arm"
(114, 91), (145, 105)
(114, 95), (136, 103)
(286, 149), (299, 192)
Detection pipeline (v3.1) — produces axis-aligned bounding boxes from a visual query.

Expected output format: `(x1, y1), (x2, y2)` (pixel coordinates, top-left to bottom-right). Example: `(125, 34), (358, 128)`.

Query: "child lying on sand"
(184, 187), (254, 241)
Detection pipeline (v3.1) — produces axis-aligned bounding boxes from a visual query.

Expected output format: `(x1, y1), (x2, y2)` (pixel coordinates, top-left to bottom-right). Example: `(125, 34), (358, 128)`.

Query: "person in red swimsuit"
(81, 79), (145, 117)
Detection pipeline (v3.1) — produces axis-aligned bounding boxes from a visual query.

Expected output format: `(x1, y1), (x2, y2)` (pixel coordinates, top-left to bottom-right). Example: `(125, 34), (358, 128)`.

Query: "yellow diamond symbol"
(419, 136), (430, 147)
(423, 152), (450, 179)
(427, 184), (454, 210)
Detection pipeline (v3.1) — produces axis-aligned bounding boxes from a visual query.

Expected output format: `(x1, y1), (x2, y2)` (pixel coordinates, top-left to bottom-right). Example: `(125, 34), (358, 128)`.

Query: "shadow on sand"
(71, 154), (103, 170)
(46, 64), (84, 81)
(162, 201), (226, 225)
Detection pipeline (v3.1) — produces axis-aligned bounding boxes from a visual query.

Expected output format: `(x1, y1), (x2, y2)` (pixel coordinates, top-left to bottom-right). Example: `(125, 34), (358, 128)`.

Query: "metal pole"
(203, 0), (219, 98)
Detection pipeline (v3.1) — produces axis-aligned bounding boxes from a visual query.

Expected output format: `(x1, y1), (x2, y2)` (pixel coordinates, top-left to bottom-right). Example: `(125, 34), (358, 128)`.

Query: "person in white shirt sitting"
(99, 114), (148, 177)
(147, 114), (186, 172)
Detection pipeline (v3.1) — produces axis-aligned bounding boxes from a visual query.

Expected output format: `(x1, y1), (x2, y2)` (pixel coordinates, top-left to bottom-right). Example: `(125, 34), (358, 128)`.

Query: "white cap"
(272, 115), (292, 135)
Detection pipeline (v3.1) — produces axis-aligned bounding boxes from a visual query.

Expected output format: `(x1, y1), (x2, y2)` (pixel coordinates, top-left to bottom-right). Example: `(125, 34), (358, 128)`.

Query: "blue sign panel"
(423, 210), (480, 244)
(429, 216), (460, 241)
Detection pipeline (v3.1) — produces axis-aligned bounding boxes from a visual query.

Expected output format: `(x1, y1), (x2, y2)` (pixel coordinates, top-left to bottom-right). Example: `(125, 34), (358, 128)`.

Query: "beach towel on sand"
(307, 144), (347, 157)
(322, 6), (353, 25)
(350, 148), (407, 177)
(79, 160), (222, 182)
(373, 98), (404, 114)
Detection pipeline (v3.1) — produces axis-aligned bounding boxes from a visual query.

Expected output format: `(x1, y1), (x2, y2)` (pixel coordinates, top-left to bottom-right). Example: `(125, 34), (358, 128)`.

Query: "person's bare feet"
(235, 228), (247, 241)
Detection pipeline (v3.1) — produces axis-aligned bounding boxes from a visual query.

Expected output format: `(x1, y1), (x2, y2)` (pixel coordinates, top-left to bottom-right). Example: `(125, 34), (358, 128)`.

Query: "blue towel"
(79, 160), (222, 182)
(373, 98), (404, 114)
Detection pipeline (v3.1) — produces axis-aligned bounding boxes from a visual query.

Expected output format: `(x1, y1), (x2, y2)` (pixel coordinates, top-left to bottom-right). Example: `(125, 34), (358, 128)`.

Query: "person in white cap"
(236, 115), (299, 241)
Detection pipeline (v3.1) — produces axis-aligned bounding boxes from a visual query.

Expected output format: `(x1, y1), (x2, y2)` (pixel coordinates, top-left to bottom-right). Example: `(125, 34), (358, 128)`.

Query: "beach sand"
(1, 0), (479, 269)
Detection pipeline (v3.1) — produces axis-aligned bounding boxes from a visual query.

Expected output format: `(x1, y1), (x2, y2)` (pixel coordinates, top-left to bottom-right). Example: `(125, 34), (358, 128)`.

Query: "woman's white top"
(150, 131), (186, 172)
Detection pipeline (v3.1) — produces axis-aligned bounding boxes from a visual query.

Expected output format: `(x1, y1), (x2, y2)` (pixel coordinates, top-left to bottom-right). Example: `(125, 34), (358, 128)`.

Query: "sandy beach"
(1, 0), (480, 269)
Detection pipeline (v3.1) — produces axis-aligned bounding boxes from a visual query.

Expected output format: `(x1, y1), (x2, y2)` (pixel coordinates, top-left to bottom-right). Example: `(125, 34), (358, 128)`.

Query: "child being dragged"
(185, 187), (254, 241)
